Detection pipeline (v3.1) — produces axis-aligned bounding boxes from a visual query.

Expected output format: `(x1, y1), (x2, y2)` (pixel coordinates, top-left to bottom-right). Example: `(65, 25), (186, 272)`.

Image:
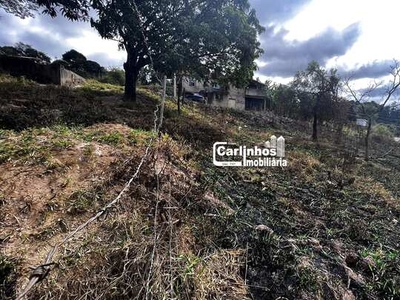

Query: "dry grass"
(1, 77), (400, 300)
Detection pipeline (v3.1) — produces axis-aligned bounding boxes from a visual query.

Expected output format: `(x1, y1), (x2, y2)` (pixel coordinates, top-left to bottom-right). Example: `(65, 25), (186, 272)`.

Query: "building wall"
(181, 76), (267, 111)
(225, 86), (246, 110)
(208, 86), (246, 110)
(0, 55), (85, 86)
(246, 87), (265, 98)
(60, 68), (85, 86)
(0, 55), (58, 84)
(182, 77), (204, 94)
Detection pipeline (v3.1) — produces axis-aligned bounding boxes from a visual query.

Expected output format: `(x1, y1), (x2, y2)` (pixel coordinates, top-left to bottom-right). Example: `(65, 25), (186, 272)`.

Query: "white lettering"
(217, 146), (226, 156)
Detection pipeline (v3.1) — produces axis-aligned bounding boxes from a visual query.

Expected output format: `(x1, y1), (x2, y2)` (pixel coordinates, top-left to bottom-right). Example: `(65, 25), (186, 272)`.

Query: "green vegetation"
(0, 255), (17, 300)
(372, 124), (395, 142)
(79, 79), (124, 96)
(67, 189), (100, 214)
(0, 42), (51, 63)
(99, 68), (125, 86)
(91, 0), (263, 101)
(0, 79), (399, 300)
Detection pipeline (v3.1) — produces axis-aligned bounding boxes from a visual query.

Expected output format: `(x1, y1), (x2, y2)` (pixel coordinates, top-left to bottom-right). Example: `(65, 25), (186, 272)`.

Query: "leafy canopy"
(61, 49), (104, 77)
(0, 0), (38, 18)
(0, 42), (51, 64)
(91, 0), (264, 87)
(292, 61), (341, 122)
(0, 0), (90, 20)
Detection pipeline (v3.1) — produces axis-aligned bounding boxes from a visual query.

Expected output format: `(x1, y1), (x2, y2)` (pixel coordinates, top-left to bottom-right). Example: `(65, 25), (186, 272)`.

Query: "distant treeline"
(379, 105), (400, 127)
(262, 61), (400, 136)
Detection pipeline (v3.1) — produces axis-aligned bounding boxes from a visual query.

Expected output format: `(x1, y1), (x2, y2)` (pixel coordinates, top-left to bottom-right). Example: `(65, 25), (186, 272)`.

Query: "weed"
(298, 267), (319, 293)
(97, 132), (125, 146)
(51, 139), (73, 150)
(82, 143), (95, 160)
(360, 247), (400, 298)
(128, 128), (154, 145)
(0, 255), (17, 300)
(67, 189), (99, 214)
(78, 79), (124, 97)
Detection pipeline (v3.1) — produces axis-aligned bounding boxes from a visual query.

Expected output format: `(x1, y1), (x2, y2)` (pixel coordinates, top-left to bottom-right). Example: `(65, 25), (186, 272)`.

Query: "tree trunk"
(177, 76), (183, 115)
(312, 96), (321, 141)
(365, 118), (372, 161)
(312, 111), (318, 141)
(123, 51), (139, 102)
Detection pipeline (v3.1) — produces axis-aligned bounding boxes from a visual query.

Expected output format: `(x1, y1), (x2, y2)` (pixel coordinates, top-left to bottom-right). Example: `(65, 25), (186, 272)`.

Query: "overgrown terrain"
(1, 76), (400, 300)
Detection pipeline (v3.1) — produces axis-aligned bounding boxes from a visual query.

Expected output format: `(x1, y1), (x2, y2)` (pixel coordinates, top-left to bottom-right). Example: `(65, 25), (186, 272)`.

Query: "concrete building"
(182, 77), (205, 94)
(244, 80), (269, 111)
(0, 55), (85, 86)
(182, 78), (268, 111)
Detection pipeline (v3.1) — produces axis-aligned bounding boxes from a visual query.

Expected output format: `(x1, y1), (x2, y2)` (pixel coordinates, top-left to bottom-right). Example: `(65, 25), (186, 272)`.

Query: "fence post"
(277, 136), (285, 158)
(173, 73), (177, 100)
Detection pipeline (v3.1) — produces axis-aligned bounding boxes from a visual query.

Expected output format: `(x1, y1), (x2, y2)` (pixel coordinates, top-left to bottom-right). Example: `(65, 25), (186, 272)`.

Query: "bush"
(99, 68), (125, 86)
(372, 124), (395, 142)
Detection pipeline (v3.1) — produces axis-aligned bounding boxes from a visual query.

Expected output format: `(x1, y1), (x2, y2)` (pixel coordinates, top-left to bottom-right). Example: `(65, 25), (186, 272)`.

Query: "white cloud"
(285, 0), (400, 68)
(66, 31), (125, 65)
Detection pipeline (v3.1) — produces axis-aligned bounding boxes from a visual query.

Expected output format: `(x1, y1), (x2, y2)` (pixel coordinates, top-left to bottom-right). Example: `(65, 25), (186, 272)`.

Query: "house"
(183, 78), (271, 111)
(245, 80), (269, 111)
(182, 78), (269, 111)
(205, 84), (246, 110)
(182, 77), (205, 94)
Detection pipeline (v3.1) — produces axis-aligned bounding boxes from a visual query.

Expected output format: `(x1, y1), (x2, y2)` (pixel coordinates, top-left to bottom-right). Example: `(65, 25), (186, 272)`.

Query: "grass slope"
(0, 75), (399, 300)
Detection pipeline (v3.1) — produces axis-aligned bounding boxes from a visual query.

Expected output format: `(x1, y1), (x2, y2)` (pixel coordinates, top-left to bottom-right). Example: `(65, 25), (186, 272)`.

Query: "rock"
(255, 225), (274, 234)
(343, 290), (356, 300)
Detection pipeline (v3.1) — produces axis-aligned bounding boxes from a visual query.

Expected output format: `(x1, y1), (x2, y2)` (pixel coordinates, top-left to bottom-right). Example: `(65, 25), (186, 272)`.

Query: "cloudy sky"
(1, 0), (400, 88)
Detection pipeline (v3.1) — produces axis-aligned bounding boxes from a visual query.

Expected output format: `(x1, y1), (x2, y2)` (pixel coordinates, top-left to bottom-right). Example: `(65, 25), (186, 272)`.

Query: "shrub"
(99, 68), (125, 86)
(372, 124), (395, 143)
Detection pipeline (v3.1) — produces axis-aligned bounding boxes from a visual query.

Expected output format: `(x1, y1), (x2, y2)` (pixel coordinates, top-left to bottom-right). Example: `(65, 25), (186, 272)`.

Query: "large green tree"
(90, 0), (264, 102)
(60, 49), (104, 77)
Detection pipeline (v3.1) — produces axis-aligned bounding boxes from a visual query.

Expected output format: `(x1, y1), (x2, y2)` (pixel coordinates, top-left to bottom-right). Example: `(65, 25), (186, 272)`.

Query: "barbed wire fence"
(16, 2), (167, 299)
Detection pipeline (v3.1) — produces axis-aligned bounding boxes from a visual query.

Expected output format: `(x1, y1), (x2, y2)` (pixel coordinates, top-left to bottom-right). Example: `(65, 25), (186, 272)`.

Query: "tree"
(0, 0), (90, 20)
(161, 1), (264, 112)
(90, 0), (264, 102)
(0, 0), (38, 18)
(84, 60), (103, 76)
(345, 60), (400, 161)
(100, 68), (125, 86)
(379, 103), (400, 127)
(271, 84), (298, 118)
(61, 49), (104, 77)
(292, 61), (341, 141)
(0, 42), (51, 63)
(62, 49), (87, 64)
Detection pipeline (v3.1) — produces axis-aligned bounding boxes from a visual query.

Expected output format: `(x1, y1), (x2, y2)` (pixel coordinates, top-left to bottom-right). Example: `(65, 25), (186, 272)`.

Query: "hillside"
(1, 76), (400, 300)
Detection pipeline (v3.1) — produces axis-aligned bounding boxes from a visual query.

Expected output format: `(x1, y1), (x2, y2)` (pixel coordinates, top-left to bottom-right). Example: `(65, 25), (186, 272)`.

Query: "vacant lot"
(1, 76), (400, 300)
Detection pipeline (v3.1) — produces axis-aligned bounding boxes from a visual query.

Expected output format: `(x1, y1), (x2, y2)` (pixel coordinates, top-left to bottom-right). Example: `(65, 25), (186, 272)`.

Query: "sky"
(1, 0), (400, 91)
